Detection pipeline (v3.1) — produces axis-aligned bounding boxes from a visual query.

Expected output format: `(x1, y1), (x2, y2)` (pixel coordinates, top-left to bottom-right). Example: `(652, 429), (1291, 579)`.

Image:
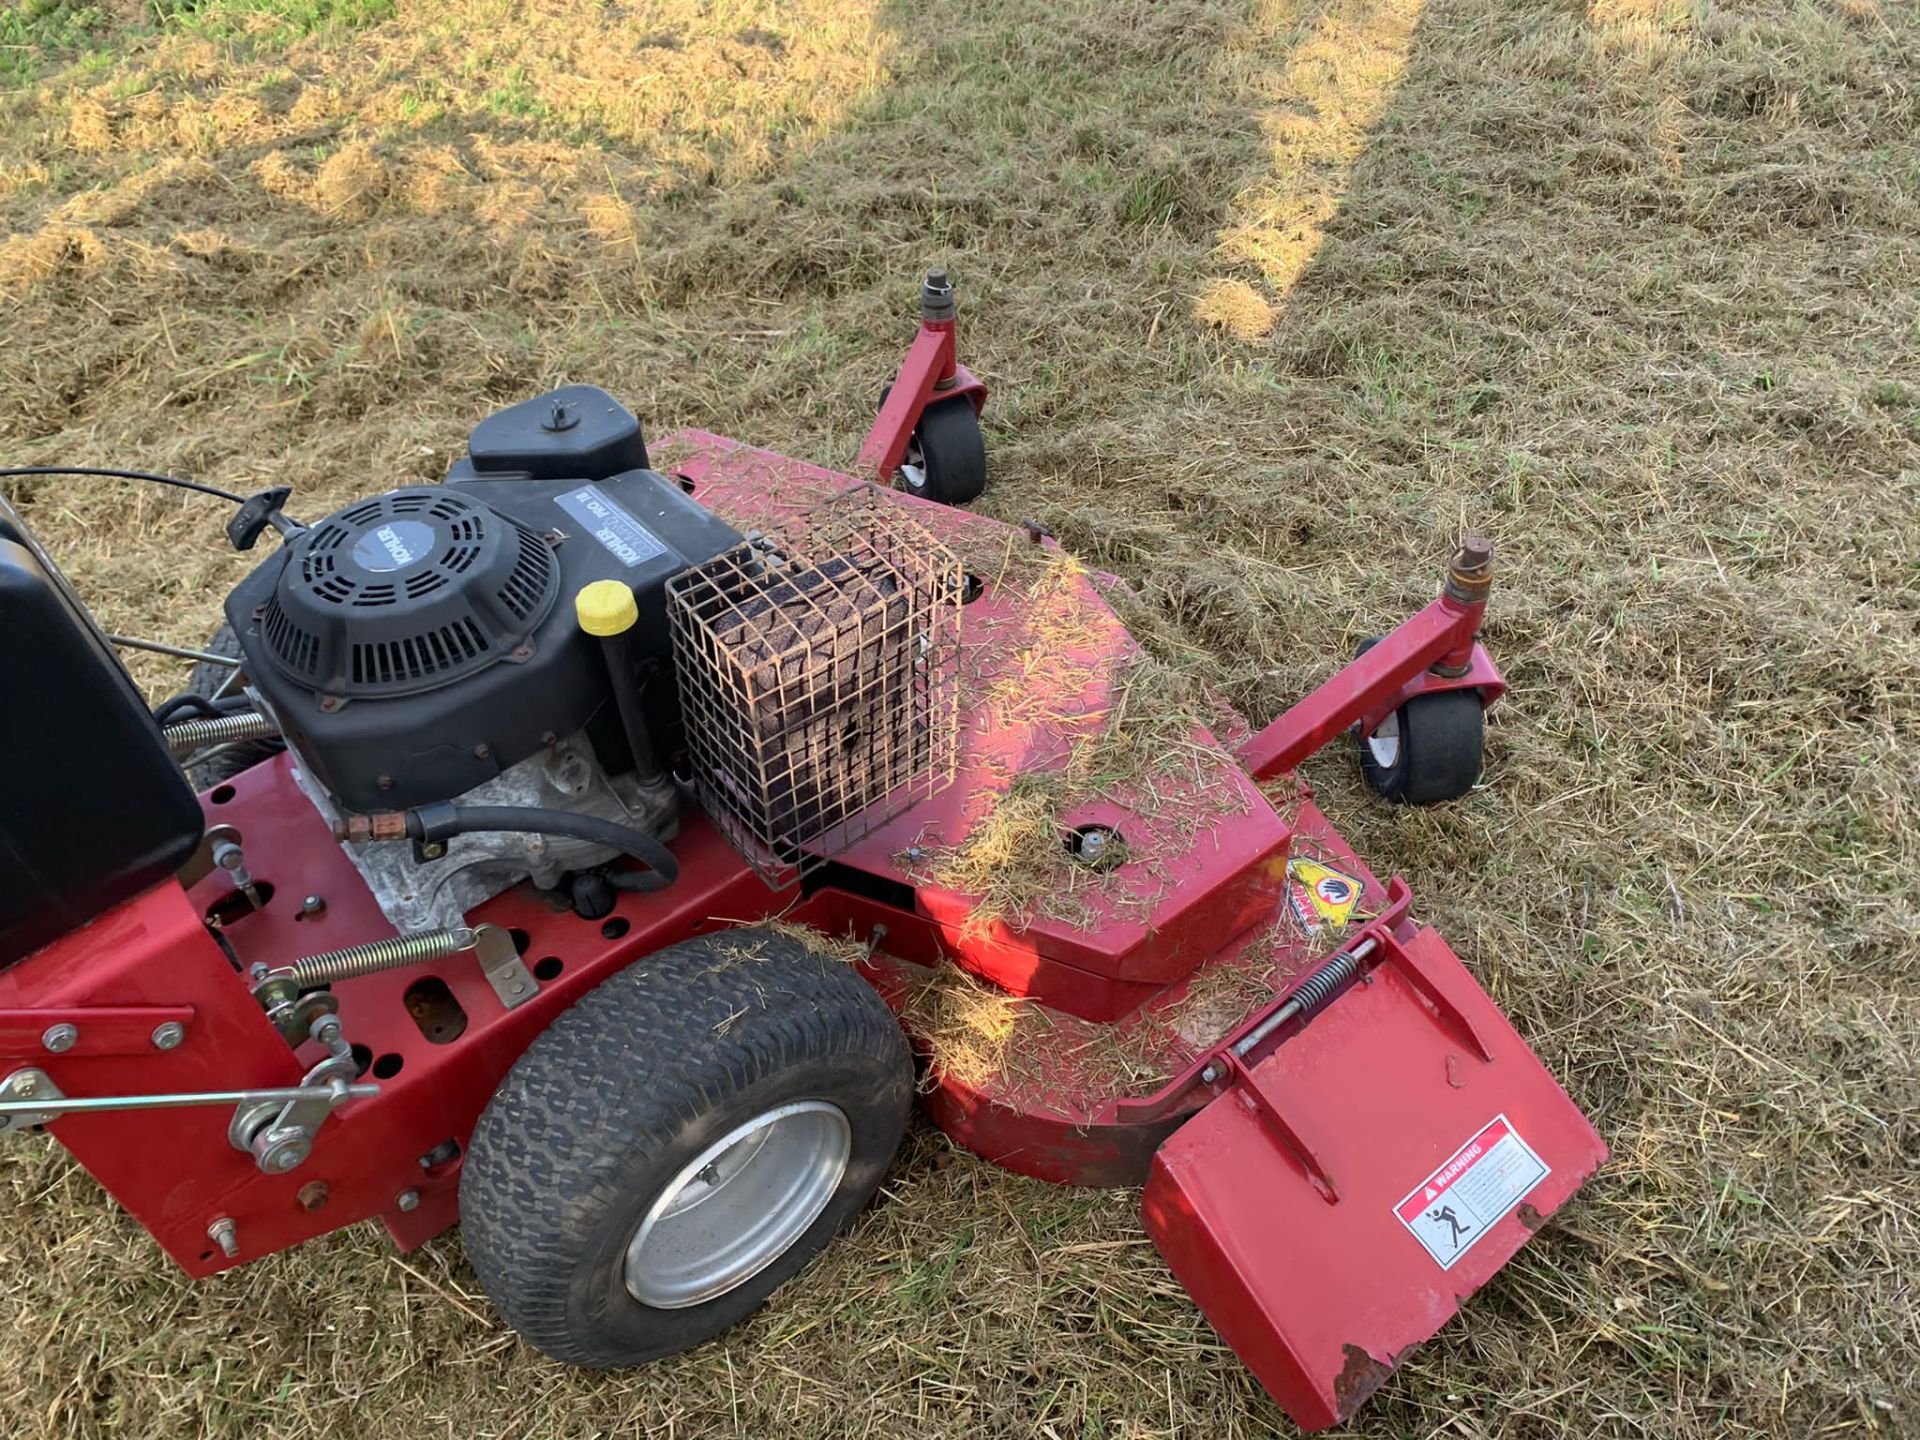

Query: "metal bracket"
(0, 1068), (64, 1130)
(475, 923), (539, 1010)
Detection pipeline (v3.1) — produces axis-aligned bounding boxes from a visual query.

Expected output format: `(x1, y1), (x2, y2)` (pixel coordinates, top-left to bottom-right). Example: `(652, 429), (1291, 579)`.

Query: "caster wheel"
(884, 390), (987, 505)
(1352, 639), (1485, 804)
(460, 927), (912, 1366)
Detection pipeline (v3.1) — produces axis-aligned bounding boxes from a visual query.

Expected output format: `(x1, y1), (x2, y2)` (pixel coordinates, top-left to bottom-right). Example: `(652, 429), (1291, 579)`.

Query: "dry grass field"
(3, 0), (1918, 1435)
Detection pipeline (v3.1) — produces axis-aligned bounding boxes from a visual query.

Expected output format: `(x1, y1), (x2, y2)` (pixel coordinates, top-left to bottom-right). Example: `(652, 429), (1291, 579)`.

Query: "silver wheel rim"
(624, 1100), (851, 1309)
(1367, 712), (1401, 769)
(898, 436), (929, 493)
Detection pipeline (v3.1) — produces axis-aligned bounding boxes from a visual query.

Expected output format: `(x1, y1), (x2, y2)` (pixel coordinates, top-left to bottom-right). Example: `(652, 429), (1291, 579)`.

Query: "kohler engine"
(224, 387), (742, 930)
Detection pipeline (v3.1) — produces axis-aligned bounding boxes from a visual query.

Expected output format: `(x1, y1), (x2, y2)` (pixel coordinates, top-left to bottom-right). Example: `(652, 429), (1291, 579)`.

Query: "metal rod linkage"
(0, 1080), (379, 1121)
(108, 633), (243, 666)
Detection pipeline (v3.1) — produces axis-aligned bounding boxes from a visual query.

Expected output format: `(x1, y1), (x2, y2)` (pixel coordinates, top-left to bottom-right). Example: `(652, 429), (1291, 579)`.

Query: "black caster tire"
(1352, 639), (1485, 805)
(460, 928), (913, 1368)
(882, 388), (987, 505)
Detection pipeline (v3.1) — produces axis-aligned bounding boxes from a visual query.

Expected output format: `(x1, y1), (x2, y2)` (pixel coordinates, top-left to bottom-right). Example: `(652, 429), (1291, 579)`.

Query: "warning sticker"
(1286, 857), (1364, 932)
(1394, 1115), (1549, 1270)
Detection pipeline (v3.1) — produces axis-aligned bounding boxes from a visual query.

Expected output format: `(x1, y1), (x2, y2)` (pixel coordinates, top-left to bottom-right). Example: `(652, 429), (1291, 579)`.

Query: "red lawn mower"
(0, 270), (1604, 1431)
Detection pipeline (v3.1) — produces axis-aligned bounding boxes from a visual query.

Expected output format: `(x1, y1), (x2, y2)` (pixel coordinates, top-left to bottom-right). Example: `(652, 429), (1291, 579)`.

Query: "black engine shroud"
(226, 387), (741, 812)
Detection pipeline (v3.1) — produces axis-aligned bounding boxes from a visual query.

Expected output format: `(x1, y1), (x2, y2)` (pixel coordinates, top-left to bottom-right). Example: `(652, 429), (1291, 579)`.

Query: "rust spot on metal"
(1333, 1343), (1396, 1417)
(1516, 1201), (1546, 1233)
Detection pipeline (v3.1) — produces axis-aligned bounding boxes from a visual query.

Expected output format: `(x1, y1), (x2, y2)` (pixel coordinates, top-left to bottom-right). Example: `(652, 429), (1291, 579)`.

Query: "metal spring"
(1201, 937), (1377, 1083)
(282, 928), (476, 990)
(163, 711), (280, 756)
(1283, 947), (1362, 1022)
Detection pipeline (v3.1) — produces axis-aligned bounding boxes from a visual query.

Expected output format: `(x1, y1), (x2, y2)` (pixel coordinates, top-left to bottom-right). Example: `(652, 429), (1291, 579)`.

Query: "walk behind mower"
(0, 270), (1605, 1431)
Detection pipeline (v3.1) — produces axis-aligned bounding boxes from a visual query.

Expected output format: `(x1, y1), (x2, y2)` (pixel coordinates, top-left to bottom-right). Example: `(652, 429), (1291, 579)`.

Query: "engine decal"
(556, 484), (669, 568)
(1394, 1115), (1550, 1269)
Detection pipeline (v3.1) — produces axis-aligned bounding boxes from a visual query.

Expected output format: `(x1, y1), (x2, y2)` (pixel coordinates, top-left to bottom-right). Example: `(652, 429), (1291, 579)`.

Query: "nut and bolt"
(299, 894), (326, 918)
(309, 1015), (343, 1047)
(472, 743), (491, 760)
(207, 1217), (240, 1259)
(395, 1189), (421, 1213)
(297, 1181), (330, 1213)
(41, 1024), (78, 1054)
(920, 267), (957, 323)
(1443, 536), (1496, 606)
(420, 841), (447, 861)
(151, 1021), (185, 1051)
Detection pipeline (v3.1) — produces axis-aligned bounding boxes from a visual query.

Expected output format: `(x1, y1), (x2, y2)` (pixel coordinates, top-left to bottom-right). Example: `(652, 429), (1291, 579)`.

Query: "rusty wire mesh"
(668, 489), (962, 887)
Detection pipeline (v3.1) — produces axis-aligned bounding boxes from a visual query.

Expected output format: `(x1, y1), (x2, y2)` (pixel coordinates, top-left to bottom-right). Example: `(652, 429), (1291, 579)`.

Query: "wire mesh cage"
(668, 489), (963, 887)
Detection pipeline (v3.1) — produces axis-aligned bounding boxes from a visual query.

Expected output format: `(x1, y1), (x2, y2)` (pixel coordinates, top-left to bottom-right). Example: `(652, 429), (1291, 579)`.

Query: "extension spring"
(281, 928), (476, 990)
(1279, 944), (1366, 1022)
(163, 710), (280, 756)
(1200, 936), (1377, 1083)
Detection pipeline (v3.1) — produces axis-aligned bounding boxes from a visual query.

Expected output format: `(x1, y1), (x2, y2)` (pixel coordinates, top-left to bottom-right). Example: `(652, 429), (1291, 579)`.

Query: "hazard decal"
(1394, 1115), (1550, 1270)
(1286, 857), (1364, 932)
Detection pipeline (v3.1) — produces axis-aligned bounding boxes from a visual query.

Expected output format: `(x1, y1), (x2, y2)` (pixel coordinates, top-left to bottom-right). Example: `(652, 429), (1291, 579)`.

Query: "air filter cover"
(261, 487), (559, 698)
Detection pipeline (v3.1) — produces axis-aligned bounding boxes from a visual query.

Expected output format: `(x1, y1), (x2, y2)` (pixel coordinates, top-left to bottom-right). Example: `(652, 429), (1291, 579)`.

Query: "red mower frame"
(0, 273), (1600, 1435)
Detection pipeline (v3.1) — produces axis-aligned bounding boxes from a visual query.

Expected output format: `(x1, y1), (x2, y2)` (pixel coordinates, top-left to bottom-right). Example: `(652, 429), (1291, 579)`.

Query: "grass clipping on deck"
(913, 632), (1239, 939)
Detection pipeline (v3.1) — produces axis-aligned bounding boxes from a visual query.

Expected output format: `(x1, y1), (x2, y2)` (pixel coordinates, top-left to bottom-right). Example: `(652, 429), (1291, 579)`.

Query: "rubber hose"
(153, 692), (235, 724)
(408, 804), (678, 890)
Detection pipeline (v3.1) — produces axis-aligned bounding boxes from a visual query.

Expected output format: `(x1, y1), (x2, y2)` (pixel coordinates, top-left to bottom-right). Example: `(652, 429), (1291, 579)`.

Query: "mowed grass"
(3, 0), (1918, 1436)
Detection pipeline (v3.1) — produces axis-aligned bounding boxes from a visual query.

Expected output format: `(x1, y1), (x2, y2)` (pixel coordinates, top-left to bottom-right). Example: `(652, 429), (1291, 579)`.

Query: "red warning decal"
(1394, 1115), (1549, 1270)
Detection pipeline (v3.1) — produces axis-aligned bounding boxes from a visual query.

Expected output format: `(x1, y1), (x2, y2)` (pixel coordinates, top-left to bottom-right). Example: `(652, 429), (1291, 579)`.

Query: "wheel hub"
(623, 1099), (851, 1309)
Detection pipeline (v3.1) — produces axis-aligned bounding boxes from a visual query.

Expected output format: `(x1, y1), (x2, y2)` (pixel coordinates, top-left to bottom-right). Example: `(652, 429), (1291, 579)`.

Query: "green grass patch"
(148, 0), (395, 42)
(0, 0), (113, 81)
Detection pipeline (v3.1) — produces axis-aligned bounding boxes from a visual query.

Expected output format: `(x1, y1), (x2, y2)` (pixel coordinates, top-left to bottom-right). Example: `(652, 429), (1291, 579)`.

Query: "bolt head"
(395, 1189), (421, 1213)
(151, 1021), (185, 1051)
(297, 1181), (329, 1212)
(41, 1023), (78, 1054)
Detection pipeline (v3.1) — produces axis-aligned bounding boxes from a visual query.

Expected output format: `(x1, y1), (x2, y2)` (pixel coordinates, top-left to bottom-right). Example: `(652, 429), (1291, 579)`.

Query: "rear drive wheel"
(460, 927), (912, 1366)
(1352, 638), (1485, 805)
